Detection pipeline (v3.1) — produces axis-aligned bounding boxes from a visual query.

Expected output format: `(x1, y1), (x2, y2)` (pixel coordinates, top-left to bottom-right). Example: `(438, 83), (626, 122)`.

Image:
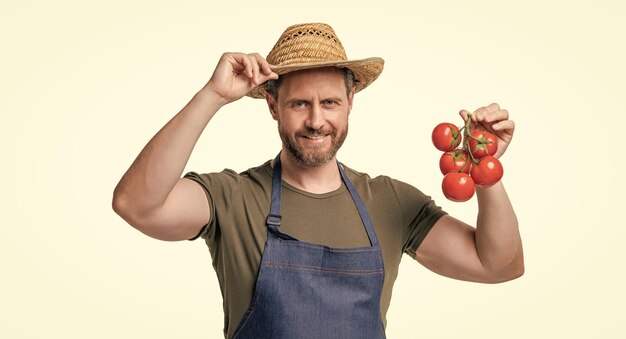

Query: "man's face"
(266, 67), (355, 168)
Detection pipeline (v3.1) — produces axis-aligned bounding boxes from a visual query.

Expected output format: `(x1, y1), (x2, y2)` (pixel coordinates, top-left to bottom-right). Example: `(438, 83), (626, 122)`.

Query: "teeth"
(305, 135), (324, 140)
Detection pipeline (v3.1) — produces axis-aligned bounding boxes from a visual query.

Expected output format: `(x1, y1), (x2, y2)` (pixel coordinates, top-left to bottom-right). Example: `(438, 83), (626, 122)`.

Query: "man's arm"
(415, 103), (524, 283)
(112, 53), (278, 241)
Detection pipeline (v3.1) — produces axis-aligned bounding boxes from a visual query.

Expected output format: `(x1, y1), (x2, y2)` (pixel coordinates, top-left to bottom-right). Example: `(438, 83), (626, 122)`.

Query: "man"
(112, 23), (523, 338)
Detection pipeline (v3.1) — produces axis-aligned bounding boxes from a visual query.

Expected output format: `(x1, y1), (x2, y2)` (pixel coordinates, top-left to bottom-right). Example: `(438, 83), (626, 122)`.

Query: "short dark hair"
(264, 67), (358, 100)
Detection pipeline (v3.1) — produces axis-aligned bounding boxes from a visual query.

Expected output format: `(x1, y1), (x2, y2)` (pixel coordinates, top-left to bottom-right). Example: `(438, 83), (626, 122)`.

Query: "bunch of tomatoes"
(432, 116), (503, 202)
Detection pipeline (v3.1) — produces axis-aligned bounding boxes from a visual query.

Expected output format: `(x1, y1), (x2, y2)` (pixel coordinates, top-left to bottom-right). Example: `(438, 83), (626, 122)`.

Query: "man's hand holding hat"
(203, 52), (279, 106)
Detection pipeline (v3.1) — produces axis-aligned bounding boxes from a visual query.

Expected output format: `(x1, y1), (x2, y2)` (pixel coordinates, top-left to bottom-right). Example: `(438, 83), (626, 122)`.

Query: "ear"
(347, 86), (356, 115)
(265, 91), (278, 120)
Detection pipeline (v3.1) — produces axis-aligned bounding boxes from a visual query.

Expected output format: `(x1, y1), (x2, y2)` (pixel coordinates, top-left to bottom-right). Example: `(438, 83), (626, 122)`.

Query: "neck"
(276, 151), (342, 194)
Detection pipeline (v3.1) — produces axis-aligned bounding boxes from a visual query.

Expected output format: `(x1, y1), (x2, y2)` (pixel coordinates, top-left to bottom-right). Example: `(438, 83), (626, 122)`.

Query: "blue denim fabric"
(232, 154), (386, 339)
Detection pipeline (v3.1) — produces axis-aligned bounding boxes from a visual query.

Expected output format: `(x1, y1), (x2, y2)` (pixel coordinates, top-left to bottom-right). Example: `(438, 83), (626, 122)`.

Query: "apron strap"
(267, 153), (379, 247)
(267, 153), (283, 227)
(339, 164), (379, 247)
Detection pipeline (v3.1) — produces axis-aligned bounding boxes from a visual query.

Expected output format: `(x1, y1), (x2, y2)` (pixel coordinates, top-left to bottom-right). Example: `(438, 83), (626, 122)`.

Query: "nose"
(305, 102), (324, 130)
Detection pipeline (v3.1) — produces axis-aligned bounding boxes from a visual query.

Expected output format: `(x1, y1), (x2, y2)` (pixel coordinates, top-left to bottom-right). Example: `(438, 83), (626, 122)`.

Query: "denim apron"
(232, 154), (386, 339)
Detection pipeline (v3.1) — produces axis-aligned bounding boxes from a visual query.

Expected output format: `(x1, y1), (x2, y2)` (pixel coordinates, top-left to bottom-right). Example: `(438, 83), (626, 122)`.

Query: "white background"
(2, 0), (624, 338)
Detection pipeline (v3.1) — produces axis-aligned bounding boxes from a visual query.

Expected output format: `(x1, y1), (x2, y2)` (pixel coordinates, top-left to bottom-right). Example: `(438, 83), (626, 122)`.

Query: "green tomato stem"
(463, 115), (480, 165)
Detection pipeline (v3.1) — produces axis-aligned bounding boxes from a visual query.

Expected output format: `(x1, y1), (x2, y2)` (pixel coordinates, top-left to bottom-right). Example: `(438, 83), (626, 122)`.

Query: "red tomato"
(442, 172), (475, 202)
(470, 156), (503, 187)
(432, 123), (461, 151)
(439, 149), (471, 175)
(468, 130), (498, 159)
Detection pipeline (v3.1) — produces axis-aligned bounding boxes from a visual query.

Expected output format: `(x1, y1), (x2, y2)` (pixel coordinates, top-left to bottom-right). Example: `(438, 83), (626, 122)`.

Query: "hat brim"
(246, 57), (384, 99)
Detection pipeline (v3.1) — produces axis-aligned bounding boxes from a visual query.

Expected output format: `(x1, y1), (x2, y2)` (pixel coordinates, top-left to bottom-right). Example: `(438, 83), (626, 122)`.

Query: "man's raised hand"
(203, 52), (279, 105)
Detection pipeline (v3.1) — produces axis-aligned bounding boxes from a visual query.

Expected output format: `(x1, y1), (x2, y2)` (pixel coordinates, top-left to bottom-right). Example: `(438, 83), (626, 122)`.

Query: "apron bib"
(233, 154), (386, 339)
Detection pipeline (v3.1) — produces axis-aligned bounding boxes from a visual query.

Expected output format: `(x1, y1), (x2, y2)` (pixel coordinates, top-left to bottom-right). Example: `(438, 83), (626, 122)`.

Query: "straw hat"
(247, 23), (384, 99)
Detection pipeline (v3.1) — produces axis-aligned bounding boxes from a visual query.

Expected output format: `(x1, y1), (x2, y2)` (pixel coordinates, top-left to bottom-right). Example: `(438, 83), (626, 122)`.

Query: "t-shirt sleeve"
(182, 169), (239, 241)
(390, 178), (447, 258)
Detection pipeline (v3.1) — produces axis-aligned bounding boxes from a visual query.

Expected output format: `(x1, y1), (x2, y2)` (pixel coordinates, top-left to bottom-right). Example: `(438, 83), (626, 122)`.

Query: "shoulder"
(341, 163), (391, 186)
(340, 163), (438, 207)
(341, 163), (418, 194)
(183, 161), (273, 191)
(340, 164), (404, 204)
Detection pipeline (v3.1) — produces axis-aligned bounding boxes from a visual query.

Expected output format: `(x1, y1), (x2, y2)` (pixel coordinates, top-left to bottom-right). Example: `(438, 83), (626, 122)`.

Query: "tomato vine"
(432, 114), (503, 202)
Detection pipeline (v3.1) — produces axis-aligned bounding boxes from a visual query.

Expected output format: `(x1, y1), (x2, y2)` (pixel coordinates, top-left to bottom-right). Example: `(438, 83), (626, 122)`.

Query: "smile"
(303, 135), (327, 140)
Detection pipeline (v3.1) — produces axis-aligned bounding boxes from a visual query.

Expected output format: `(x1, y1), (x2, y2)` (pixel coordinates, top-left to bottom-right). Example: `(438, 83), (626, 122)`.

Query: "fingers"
(255, 53), (275, 77)
(492, 119), (515, 132)
(207, 52), (280, 104)
(248, 53), (261, 84)
(460, 103), (514, 136)
(230, 53), (278, 86)
(459, 109), (471, 121)
(471, 103), (508, 124)
(457, 103), (514, 158)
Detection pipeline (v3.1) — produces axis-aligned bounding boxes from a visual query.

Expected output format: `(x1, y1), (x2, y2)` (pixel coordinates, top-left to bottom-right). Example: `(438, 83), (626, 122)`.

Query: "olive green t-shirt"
(184, 160), (446, 338)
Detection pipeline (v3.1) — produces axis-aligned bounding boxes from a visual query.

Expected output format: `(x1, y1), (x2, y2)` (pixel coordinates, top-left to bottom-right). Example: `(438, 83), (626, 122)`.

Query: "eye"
(322, 99), (339, 108)
(290, 101), (307, 109)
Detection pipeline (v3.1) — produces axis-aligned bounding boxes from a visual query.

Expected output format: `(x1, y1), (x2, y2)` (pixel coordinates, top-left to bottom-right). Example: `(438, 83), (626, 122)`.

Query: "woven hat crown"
(247, 23), (384, 98)
(266, 23), (348, 66)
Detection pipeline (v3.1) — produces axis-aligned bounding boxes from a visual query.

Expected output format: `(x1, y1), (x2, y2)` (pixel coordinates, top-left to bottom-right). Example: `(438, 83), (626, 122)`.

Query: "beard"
(279, 122), (348, 168)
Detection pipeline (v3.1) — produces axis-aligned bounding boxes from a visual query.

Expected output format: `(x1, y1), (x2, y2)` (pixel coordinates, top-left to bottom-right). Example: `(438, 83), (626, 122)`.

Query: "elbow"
(508, 246), (526, 281)
(112, 188), (142, 227)
(515, 255), (525, 278)
(514, 256), (525, 279)
(112, 187), (129, 218)
(112, 180), (125, 209)
(505, 261), (525, 282)
(490, 256), (525, 284)
(112, 190), (182, 242)
(112, 193), (155, 237)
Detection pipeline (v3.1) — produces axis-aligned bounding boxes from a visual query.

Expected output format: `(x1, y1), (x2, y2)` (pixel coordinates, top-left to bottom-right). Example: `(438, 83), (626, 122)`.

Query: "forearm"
(474, 181), (524, 280)
(112, 88), (224, 216)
